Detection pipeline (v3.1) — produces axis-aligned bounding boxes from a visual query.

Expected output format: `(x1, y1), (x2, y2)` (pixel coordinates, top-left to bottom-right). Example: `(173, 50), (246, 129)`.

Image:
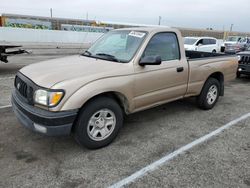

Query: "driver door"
(133, 32), (188, 110)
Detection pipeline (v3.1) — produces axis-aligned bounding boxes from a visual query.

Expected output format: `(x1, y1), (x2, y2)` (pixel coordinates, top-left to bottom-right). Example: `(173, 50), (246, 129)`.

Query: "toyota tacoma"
(12, 27), (238, 149)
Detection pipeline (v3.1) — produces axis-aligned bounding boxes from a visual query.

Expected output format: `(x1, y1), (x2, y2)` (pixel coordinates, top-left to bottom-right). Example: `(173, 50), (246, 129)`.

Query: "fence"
(0, 27), (104, 44)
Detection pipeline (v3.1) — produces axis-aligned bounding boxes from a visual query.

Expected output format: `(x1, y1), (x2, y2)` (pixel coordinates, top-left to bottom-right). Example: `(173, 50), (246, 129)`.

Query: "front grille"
(15, 76), (28, 98)
(15, 76), (33, 99)
(239, 56), (250, 65)
(14, 73), (35, 105)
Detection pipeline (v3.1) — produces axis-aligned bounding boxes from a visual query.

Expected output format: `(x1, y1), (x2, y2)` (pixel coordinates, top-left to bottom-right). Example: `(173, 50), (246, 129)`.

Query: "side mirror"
(197, 43), (203, 47)
(139, 55), (162, 66)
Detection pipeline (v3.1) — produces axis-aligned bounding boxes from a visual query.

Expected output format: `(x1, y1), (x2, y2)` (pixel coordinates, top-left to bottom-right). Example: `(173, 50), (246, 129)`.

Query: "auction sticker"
(129, 31), (146, 38)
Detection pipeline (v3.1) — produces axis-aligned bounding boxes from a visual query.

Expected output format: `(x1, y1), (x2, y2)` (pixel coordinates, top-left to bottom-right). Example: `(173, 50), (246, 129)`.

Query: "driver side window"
(143, 32), (180, 61)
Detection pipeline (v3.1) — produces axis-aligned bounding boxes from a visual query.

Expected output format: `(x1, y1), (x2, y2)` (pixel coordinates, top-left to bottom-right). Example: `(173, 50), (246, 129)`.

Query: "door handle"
(177, 67), (184, 72)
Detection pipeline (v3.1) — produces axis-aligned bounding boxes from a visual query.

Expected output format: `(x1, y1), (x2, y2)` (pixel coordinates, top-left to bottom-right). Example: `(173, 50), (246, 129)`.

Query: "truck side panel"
(185, 56), (238, 97)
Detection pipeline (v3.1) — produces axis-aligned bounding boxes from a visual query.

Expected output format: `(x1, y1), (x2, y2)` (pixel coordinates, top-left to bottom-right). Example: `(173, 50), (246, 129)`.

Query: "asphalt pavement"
(0, 51), (249, 188)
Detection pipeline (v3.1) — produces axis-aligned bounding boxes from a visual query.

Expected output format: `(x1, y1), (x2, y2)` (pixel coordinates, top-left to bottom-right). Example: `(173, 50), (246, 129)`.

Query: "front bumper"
(238, 64), (250, 75)
(12, 91), (78, 136)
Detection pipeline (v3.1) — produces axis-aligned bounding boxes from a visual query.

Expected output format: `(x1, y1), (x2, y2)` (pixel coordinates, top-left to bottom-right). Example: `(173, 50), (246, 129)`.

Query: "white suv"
(184, 37), (219, 53)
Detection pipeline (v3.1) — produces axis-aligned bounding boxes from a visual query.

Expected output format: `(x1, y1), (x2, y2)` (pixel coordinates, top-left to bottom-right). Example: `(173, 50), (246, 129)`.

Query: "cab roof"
(115, 26), (179, 33)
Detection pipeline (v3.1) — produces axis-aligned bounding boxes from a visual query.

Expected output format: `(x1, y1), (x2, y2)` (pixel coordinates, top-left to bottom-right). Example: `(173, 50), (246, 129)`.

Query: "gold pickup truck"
(12, 27), (238, 149)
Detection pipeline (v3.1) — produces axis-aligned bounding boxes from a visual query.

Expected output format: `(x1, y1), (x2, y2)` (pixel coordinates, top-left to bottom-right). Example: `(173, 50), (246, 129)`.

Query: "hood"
(20, 55), (132, 88)
(224, 41), (238, 45)
(237, 51), (250, 55)
(184, 44), (195, 50)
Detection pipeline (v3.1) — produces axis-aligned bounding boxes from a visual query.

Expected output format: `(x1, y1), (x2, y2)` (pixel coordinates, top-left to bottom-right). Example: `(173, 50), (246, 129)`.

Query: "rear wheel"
(73, 96), (123, 149)
(212, 50), (216, 53)
(197, 78), (220, 110)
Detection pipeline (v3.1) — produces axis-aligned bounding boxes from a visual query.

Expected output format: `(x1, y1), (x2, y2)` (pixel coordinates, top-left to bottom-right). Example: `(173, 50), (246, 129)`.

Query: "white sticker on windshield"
(129, 31), (146, 38)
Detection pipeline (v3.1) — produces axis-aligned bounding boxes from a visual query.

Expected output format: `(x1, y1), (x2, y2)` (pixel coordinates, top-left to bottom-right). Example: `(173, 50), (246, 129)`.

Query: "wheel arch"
(79, 91), (130, 115)
(206, 72), (224, 96)
(71, 91), (130, 134)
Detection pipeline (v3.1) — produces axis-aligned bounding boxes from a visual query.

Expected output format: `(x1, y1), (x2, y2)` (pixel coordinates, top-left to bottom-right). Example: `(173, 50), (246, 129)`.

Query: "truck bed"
(185, 50), (233, 60)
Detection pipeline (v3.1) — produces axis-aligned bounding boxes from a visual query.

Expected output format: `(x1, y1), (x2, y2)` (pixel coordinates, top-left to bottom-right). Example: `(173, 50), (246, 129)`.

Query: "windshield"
(184, 38), (198, 45)
(239, 38), (246, 43)
(84, 30), (147, 63)
(227, 36), (240, 42)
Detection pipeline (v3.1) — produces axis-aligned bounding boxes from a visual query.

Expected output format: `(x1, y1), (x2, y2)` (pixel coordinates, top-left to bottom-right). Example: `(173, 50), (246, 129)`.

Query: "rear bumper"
(12, 91), (78, 136)
(238, 64), (250, 75)
(225, 50), (239, 54)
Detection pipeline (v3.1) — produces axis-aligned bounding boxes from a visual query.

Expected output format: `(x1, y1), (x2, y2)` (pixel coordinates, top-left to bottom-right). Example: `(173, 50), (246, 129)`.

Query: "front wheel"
(73, 96), (123, 149)
(197, 78), (220, 110)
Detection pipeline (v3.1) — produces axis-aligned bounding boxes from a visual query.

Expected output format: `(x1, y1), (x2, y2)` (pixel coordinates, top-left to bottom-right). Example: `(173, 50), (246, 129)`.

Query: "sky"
(0, 0), (250, 32)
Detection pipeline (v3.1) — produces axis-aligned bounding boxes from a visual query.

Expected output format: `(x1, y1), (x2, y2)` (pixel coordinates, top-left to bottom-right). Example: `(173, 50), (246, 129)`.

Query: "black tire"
(73, 96), (123, 149)
(221, 46), (225, 53)
(197, 78), (220, 110)
(237, 72), (241, 78)
(212, 50), (216, 53)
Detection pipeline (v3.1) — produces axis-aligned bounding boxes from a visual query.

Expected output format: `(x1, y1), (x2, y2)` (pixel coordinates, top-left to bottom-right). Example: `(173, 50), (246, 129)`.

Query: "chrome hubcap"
(207, 85), (218, 105)
(87, 109), (116, 141)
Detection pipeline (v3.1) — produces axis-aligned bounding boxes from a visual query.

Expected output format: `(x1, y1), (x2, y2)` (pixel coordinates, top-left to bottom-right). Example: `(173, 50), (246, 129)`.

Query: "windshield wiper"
(95, 53), (121, 62)
(82, 50), (92, 56)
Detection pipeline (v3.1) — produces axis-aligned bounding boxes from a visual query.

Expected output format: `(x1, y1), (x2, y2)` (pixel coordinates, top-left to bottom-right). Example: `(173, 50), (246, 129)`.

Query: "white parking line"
(0, 105), (12, 109)
(109, 112), (250, 188)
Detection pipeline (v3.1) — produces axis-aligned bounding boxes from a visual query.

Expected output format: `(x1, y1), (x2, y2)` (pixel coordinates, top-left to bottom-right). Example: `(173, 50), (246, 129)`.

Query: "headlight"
(237, 55), (241, 61)
(34, 89), (64, 107)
